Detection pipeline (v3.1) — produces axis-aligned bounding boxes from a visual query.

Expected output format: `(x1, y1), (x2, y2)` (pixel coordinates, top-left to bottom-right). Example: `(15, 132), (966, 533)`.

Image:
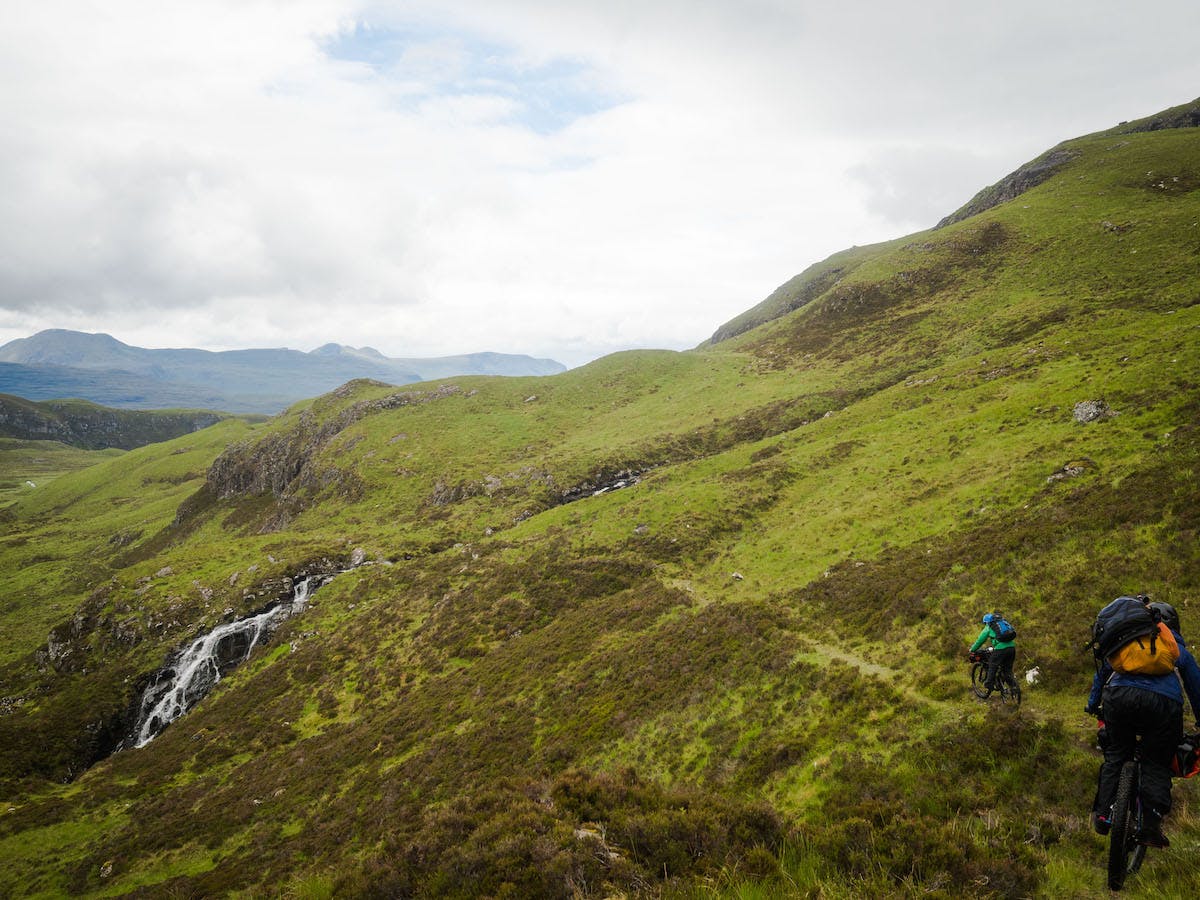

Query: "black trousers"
(1094, 684), (1182, 825)
(984, 645), (1016, 691)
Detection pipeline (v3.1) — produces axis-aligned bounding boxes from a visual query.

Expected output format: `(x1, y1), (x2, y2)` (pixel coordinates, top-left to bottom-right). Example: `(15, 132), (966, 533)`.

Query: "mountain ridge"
(706, 94), (1200, 346)
(0, 329), (568, 414)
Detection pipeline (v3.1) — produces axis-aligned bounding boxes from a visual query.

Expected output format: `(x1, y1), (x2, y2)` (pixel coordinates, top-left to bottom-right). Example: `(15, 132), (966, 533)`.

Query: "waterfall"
(128, 574), (329, 748)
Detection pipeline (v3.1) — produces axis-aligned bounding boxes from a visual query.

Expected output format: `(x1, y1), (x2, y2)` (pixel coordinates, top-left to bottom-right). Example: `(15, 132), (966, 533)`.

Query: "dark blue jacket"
(1088, 629), (1200, 718)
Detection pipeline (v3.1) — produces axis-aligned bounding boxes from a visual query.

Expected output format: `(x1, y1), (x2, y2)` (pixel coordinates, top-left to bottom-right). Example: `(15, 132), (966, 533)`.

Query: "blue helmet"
(982, 613), (996, 624)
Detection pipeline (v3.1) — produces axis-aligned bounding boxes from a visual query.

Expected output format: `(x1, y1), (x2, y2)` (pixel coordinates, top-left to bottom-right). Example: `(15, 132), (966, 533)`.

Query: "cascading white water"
(130, 575), (325, 748)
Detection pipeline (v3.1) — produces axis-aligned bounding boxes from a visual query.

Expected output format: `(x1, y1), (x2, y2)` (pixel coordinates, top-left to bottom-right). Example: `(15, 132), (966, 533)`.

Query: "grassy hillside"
(0, 393), (233, 451)
(0, 439), (123, 506)
(0, 103), (1198, 898)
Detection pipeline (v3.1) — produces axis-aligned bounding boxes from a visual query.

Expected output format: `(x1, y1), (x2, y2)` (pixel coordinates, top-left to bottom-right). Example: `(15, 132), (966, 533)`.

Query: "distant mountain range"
(0, 330), (567, 414)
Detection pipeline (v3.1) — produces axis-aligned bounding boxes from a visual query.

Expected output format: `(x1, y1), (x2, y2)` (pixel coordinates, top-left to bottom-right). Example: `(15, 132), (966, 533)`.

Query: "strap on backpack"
(1134, 628), (1160, 656)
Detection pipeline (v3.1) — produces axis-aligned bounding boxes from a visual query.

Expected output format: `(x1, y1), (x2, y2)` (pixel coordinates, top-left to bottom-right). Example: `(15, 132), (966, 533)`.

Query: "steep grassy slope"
(0, 104), (1198, 898)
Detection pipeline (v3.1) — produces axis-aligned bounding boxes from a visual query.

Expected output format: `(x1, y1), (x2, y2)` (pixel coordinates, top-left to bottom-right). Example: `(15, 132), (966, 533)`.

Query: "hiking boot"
(1092, 813), (1111, 836)
(1136, 825), (1169, 848)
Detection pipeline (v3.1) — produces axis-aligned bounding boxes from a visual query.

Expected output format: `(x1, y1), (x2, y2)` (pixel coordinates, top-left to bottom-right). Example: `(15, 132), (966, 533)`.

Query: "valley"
(0, 99), (1198, 898)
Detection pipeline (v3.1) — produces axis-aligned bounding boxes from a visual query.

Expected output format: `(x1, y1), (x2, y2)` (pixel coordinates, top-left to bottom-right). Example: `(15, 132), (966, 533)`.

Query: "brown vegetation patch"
(747, 225), (1010, 364)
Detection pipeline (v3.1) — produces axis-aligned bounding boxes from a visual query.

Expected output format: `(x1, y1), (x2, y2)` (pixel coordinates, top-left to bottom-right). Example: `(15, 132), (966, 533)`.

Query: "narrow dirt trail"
(676, 577), (1034, 715)
(800, 636), (1055, 727)
(799, 638), (958, 712)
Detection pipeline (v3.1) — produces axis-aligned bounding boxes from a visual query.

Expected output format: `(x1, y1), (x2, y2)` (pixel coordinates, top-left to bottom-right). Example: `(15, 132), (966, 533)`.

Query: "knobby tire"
(970, 661), (1021, 706)
(1108, 761), (1144, 890)
(970, 663), (989, 699)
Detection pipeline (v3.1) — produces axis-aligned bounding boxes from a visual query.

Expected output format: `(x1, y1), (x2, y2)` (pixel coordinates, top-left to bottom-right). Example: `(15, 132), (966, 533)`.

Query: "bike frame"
(968, 648), (1021, 705)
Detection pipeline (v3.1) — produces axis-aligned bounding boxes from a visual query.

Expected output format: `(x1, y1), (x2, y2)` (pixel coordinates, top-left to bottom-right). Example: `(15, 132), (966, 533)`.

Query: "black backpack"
(992, 616), (1016, 642)
(1089, 596), (1159, 664)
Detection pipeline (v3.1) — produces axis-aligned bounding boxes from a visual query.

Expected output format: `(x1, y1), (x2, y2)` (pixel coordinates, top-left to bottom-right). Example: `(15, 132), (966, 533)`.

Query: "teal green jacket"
(970, 624), (1015, 652)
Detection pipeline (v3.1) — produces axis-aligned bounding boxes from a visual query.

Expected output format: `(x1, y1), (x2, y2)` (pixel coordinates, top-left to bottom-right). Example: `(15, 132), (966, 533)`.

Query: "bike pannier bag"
(1172, 734), (1200, 779)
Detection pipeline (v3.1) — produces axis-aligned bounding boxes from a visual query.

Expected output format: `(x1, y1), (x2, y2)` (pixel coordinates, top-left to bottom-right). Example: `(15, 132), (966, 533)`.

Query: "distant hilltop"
(0, 393), (230, 451)
(0, 329), (567, 414)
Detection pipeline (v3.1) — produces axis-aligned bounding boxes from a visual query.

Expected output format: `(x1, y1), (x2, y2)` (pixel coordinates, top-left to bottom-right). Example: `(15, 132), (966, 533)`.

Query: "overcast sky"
(2, 1), (1197, 368)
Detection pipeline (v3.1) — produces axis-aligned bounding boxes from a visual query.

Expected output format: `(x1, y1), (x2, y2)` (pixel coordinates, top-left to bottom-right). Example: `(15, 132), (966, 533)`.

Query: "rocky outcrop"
(937, 98), (1200, 231)
(1046, 458), (1097, 483)
(1073, 400), (1116, 424)
(1110, 96), (1200, 134)
(935, 148), (1077, 229)
(36, 585), (141, 675)
(204, 381), (464, 503)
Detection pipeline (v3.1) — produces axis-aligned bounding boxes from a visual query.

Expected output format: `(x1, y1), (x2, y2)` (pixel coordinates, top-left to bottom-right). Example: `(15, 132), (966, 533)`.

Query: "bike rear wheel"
(1107, 761), (1146, 890)
(1001, 677), (1022, 707)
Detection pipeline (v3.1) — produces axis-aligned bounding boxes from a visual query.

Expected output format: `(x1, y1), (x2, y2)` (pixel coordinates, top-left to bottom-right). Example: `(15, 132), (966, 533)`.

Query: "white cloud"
(1, 0), (1198, 368)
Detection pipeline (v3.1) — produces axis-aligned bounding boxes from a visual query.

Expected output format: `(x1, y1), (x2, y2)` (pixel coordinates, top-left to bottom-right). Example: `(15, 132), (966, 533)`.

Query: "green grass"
(0, 809), (131, 898)
(0, 106), (1198, 897)
(0, 419), (263, 669)
(0, 439), (122, 506)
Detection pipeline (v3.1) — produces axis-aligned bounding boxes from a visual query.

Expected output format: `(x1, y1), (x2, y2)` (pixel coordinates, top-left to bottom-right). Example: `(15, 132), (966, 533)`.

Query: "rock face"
(0, 394), (225, 450)
(38, 588), (119, 674)
(195, 382), (464, 524)
(937, 97), (1200, 231)
(935, 148), (1078, 229)
(1111, 96), (1200, 134)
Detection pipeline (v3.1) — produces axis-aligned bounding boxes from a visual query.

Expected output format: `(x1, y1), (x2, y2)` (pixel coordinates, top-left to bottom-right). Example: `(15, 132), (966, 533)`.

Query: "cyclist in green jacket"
(969, 612), (1017, 697)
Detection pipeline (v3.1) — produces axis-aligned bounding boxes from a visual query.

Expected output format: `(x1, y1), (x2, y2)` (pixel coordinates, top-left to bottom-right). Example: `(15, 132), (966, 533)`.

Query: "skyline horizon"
(3, 3), (1198, 369)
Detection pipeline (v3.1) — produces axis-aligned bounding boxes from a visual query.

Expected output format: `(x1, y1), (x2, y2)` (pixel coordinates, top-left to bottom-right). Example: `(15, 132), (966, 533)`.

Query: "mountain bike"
(1103, 728), (1200, 891)
(968, 648), (1021, 706)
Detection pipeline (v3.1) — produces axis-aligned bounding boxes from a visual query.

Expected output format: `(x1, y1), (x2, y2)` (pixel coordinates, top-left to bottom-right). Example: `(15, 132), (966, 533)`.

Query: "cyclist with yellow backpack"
(1086, 596), (1200, 847)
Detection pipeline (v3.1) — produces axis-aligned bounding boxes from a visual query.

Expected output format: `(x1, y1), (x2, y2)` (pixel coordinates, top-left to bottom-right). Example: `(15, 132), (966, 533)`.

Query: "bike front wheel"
(970, 663), (990, 699)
